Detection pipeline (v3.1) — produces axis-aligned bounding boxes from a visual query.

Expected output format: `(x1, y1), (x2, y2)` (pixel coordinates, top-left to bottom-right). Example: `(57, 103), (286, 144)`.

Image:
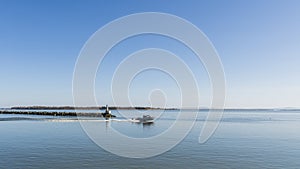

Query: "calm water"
(1, 110), (300, 168)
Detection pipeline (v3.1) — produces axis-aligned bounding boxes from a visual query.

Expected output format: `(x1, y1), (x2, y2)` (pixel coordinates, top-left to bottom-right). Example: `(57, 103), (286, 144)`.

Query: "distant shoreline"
(10, 106), (179, 110)
(0, 110), (104, 117)
(5, 106), (300, 111)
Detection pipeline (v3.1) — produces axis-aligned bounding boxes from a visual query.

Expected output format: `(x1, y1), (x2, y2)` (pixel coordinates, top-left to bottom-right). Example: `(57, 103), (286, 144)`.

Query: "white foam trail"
(45, 118), (136, 123)
(47, 119), (108, 122)
(0, 117), (141, 123)
(111, 119), (132, 122)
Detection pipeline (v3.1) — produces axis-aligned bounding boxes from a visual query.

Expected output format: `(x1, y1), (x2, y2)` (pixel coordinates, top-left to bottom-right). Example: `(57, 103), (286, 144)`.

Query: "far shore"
(0, 106), (299, 113)
(10, 106), (179, 110)
(0, 110), (104, 117)
(6, 106), (300, 111)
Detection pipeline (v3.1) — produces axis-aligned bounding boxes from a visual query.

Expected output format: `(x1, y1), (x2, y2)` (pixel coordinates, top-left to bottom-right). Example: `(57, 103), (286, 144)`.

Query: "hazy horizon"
(2, 105), (300, 110)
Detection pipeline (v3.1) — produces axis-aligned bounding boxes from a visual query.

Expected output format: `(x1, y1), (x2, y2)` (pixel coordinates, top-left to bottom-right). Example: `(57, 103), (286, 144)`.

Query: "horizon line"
(1, 105), (300, 110)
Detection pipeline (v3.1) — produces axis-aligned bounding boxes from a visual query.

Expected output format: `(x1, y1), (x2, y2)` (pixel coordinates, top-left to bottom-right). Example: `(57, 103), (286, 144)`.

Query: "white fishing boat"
(132, 115), (154, 123)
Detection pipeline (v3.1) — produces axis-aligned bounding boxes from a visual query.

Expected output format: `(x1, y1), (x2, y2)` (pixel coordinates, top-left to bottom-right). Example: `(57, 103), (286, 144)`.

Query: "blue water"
(1, 110), (300, 168)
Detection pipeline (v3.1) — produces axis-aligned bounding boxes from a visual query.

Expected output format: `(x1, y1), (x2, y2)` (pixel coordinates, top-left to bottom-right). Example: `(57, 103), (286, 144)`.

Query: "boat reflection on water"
(142, 121), (154, 127)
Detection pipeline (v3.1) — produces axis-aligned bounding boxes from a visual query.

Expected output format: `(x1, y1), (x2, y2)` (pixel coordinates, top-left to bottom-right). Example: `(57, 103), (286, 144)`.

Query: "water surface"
(1, 110), (300, 168)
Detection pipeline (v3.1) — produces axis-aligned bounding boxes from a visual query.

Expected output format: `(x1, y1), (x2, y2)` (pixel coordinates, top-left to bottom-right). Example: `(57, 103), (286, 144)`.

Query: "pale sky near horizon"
(1, 0), (300, 108)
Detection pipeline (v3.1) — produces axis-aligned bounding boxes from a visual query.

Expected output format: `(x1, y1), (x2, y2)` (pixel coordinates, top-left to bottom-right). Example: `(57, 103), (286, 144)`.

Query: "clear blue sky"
(1, 0), (300, 108)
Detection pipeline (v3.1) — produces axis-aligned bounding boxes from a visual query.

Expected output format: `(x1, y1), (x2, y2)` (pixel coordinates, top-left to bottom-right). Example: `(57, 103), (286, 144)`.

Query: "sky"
(1, 0), (300, 108)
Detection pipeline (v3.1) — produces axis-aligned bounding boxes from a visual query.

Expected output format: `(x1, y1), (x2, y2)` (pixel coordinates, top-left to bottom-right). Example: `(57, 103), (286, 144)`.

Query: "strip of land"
(0, 106), (177, 118)
(0, 110), (104, 117)
(10, 106), (178, 110)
